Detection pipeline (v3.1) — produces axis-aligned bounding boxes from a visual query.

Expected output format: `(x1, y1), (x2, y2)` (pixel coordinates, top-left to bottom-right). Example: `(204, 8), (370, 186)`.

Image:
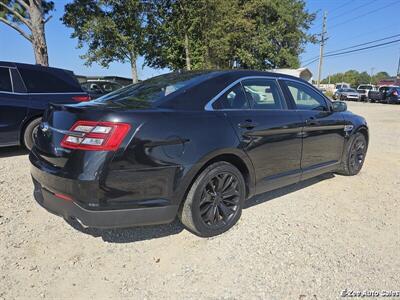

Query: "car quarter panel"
(106, 110), (255, 208)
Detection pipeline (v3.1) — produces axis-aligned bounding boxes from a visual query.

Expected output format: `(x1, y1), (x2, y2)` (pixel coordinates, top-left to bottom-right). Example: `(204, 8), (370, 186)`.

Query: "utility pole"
(397, 50), (400, 77)
(317, 11), (327, 88)
(370, 67), (374, 84)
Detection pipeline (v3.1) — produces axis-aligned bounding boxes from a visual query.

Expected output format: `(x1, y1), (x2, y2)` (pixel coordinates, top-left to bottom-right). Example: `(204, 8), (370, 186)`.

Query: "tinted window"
(96, 71), (216, 108)
(380, 86), (391, 92)
(19, 67), (81, 93)
(242, 78), (283, 110)
(285, 81), (328, 111)
(81, 82), (103, 93)
(214, 83), (249, 109)
(0, 67), (12, 92)
(10, 68), (26, 92)
(100, 82), (122, 92)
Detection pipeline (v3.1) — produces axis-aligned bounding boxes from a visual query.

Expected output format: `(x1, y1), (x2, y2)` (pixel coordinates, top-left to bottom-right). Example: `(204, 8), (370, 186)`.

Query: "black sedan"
(30, 70), (369, 237)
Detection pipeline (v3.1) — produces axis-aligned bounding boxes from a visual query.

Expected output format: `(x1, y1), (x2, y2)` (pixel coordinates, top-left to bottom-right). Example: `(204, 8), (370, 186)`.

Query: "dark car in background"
(81, 81), (123, 99)
(30, 70), (368, 237)
(0, 61), (90, 150)
(368, 86), (400, 104)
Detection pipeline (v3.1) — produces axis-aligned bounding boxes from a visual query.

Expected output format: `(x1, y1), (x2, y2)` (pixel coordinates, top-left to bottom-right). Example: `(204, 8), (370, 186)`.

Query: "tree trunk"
(29, 1), (49, 66)
(130, 55), (138, 83)
(184, 32), (191, 71)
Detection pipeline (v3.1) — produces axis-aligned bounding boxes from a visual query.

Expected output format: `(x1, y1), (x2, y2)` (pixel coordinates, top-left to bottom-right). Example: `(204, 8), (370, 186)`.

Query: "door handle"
(238, 120), (258, 129)
(306, 118), (320, 126)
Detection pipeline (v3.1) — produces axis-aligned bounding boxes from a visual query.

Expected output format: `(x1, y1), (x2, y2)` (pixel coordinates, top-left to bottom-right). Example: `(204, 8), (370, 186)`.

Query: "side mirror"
(332, 101), (347, 112)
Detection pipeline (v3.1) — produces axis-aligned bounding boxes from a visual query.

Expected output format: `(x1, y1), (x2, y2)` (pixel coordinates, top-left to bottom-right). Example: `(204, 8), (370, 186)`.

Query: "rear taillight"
(72, 95), (91, 102)
(61, 121), (131, 151)
(393, 90), (398, 96)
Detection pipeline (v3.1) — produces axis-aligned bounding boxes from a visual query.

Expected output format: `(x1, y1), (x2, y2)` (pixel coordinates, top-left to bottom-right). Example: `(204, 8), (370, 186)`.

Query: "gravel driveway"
(1, 102), (399, 299)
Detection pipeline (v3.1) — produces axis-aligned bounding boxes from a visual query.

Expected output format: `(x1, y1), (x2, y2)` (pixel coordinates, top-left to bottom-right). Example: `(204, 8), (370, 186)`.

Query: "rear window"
(19, 67), (82, 93)
(95, 71), (217, 108)
(0, 67), (12, 92)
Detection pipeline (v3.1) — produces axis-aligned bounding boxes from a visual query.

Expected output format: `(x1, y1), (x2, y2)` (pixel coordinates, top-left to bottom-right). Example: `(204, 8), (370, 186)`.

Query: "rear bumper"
(29, 146), (180, 228)
(346, 95), (359, 100)
(32, 177), (178, 228)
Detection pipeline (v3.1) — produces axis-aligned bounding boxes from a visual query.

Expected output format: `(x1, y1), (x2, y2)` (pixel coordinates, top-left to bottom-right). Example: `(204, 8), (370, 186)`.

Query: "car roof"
(158, 69), (315, 110)
(0, 60), (74, 73)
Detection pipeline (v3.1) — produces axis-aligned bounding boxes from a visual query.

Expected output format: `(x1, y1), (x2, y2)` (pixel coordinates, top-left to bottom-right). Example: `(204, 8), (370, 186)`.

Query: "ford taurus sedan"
(30, 70), (369, 237)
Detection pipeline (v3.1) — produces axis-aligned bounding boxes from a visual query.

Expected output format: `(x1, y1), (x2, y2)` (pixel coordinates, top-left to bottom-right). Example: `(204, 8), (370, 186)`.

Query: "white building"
(270, 67), (313, 82)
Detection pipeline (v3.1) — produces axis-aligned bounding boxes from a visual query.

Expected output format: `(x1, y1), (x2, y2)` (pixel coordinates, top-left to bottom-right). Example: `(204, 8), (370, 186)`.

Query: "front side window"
(285, 81), (328, 111)
(242, 78), (283, 110)
(213, 83), (249, 109)
(0, 67), (12, 92)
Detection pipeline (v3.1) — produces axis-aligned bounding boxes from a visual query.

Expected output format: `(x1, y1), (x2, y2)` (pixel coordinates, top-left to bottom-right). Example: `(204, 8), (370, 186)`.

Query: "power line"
(329, 1), (355, 14)
(325, 33), (400, 55)
(338, 21), (400, 42)
(325, 38), (400, 57)
(329, 0), (376, 22)
(313, 0), (355, 26)
(330, 0), (399, 29)
(302, 33), (400, 64)
(303, 38), (400, 67)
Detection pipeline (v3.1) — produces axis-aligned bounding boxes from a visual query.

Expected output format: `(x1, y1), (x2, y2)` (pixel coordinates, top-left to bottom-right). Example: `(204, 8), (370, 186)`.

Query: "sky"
(0, 0), (399, 81)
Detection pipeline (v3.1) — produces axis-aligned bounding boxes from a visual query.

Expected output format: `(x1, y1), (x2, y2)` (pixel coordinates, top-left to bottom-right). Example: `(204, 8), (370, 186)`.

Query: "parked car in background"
(81, 80), (123, 99)
(0, 61), (90, 150)
(357, 84), (375, 101)
(368, 86), (399, 103)
(333, 82), (351, 93)
(30, 70), (368, 237)
(333, 88), (360, 101)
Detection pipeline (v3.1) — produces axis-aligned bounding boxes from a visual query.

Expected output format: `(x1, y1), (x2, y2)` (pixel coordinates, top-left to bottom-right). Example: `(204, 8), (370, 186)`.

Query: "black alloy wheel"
(337, 132), (367, 176)
(180, 162), (246, 237)
(348, 134), (367, 173)
(199, 173), (240, 228)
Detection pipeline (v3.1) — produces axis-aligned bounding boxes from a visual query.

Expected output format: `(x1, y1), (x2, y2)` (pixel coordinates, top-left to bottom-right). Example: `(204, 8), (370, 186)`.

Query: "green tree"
(371, 71), (390, 85)
(62, 0), (147, 83)
(0, 0), (54, 65)
(322, 70), (390, 87)
(145, 0), (315, 71)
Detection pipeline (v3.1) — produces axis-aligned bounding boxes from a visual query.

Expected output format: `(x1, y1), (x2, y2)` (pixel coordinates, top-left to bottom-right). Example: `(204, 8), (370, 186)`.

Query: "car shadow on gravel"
(67, 173), (335, 243)
(66, 218), (185, 243)
(0, 146), (28, 158)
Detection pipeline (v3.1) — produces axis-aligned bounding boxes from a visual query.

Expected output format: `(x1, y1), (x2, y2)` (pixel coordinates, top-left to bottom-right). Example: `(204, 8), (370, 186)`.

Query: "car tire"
(179, 162), (246, 237)
(336, 132), (367, 176)
(23, 117), (42, 151)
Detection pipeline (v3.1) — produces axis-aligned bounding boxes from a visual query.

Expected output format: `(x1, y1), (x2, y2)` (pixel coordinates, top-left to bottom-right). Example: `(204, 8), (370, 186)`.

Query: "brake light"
(72, 95), (91, 102)
(61, 121), (131, 151)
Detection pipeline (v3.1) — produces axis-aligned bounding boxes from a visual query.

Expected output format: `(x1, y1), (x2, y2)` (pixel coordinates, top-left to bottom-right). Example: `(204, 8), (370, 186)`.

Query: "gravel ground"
(1, 102), (399, 299)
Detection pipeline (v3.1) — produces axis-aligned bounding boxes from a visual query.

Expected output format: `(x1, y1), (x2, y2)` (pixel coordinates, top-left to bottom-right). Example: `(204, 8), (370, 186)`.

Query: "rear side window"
(96, 71), (217, 108)
(19, 67), (81, 93)
(0, 67), (12, 92)
(214, 83), (249, 109)
(242, 78), (283, 110)
(285, 80), (328, 111)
